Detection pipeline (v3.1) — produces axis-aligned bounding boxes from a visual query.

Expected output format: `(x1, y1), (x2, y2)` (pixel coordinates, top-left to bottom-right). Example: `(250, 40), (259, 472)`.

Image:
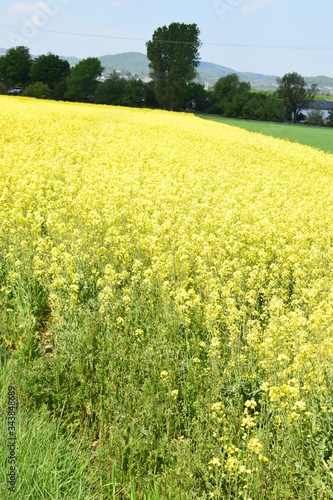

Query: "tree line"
(0, 24), (332, 127)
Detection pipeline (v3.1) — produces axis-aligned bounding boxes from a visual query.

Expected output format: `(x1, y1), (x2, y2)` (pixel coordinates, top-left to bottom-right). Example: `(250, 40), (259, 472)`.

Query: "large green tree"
(146, 23), (201, 110)
(29, 53), (70, 90)
(0, 46), (32, 87)
(65, 57), (103, 102)
(276, 72), (318, 123)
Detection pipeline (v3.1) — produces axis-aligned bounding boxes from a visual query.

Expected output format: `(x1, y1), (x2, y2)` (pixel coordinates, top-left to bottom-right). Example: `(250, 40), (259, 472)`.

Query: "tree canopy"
(95, 71), (129, 105)
(0, 46), (32, 86)
(209, 73), (287, 122)
(95, 73), (147, 107)
(65, 58), (103, 102)
(29, 53), (70, 90)
(276, 72), (318, 123)
(210, 73), (251, 116)
(146, 22), (201, 110)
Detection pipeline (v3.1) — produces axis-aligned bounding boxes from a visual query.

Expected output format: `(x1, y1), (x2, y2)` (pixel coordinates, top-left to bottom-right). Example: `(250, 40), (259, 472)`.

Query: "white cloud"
(242, 0), (272, 13)
(110, 0), (123, 8)
(8, 1), (64, 27)
(9, 2), (49, 15)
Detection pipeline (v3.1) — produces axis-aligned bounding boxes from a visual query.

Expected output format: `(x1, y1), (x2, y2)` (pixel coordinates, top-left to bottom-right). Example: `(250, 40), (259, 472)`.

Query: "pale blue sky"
(0, 0), (332, 77)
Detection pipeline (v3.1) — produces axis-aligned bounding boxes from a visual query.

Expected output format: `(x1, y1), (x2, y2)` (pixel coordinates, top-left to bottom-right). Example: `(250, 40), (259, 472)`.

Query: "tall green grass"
(0, 356), (100, 499)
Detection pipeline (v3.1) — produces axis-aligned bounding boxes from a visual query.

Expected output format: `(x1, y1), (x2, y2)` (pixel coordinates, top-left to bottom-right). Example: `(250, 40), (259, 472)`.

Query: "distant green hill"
(305, 75), (333, 86)
(95, 53), (280, 88)
(196, 61), (278, 88)
(99, 52), (149, 75)
(196, 61), (234, 80)
(60, 55), (81, 67)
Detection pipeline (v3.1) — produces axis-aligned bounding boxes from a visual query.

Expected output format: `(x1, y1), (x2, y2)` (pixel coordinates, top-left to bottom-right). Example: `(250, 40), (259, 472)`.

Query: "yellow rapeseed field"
(1, 95), (333, 498)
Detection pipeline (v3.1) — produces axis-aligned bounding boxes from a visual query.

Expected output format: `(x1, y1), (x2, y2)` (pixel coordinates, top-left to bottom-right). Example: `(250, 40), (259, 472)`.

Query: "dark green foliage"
(0, 82), (7, 94)
(0, 46), (32, 86)
(29, 53), (70, 91)
(120, 79), (146, 107)
(263, 92), (288, 121)
(242, 92), (267, 120)
(65, 57), (103, 102)
(95, 73), (153, 108)
(23, 81), (51, 99)
(95, 71), (129, 105)
(327, 110), (333, 127)
(209, 74), (287, 122)
(142, 80), (158, 108)
(209, 73), (251, 116)
(185, 82), (209, 111)
(146, 23), (201, 110)
(0, 47), (70, 99)
(51, 76), (68, 101)
(243, 92), (287, 122)
(276, 72), (318, 123)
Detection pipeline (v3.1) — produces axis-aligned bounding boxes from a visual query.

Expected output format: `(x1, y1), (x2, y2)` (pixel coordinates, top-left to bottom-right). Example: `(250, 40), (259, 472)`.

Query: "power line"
(0, 24), (333, 51)
(0, 24), (148, 43)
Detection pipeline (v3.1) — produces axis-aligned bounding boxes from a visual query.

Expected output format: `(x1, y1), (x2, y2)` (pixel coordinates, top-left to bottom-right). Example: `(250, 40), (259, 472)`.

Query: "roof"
(303, 100), (333, 111)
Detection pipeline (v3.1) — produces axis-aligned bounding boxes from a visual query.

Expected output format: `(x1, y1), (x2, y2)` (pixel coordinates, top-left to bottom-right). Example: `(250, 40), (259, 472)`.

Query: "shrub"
(306, 104), (325, 126)
(0, 82), (7, 94)
(23, 81), (51, 99)
(326, 110), (333, 127)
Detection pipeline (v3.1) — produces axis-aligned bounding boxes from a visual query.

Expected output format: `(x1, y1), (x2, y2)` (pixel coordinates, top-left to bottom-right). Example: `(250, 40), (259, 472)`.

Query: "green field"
(199, 115), (333, 155)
